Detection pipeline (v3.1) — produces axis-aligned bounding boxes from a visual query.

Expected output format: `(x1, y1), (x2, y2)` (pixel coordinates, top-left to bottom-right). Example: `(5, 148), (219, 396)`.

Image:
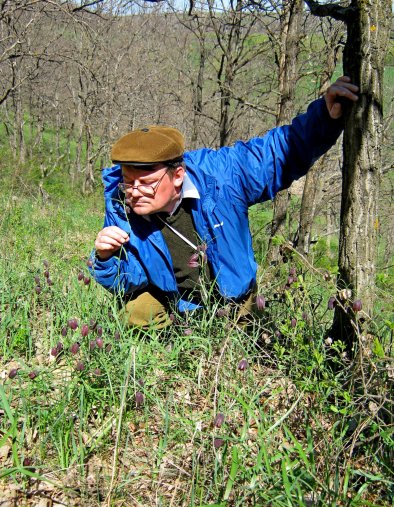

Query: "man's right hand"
(95, 226), (130, 260)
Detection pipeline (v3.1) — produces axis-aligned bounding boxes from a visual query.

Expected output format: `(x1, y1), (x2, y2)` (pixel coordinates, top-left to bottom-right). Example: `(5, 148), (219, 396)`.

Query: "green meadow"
(0, 150), (392, 505)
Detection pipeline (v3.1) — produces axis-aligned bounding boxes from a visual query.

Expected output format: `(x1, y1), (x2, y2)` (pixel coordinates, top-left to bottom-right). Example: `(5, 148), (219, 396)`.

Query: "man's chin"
(129, 203), (155, 216)
(130, 207), (151, 215)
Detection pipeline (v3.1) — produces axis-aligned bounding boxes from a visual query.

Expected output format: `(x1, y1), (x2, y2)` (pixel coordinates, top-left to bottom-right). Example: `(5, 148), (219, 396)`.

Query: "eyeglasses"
(118, 169), (169, 198)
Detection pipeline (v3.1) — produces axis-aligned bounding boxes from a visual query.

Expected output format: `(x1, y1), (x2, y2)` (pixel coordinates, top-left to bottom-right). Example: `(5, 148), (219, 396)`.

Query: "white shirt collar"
(169, 172), (200, 215)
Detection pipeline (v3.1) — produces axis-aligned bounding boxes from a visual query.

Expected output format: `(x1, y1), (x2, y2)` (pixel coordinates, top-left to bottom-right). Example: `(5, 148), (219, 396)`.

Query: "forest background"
(0, 0), (393, 506)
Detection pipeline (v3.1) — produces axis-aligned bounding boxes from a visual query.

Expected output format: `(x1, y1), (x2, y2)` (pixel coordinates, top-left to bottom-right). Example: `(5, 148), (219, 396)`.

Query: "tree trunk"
(83, 126), (95, 194)
(266, 0), (303, 264)
(325, 201), (337, 255)
(217, 0), (242, 148)
(11, 63), (26, 165)
(331, 0), (391, 349)
(191, 40), (206, 150)
(298, 155), (325, 254)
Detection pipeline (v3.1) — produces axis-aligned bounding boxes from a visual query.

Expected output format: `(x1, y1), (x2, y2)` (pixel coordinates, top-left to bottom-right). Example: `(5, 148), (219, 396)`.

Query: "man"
(90, 76), (359, 328)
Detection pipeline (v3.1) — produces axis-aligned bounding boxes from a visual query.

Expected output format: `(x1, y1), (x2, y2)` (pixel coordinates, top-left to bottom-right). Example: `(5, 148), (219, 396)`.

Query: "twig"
(263, 390), (304, 436)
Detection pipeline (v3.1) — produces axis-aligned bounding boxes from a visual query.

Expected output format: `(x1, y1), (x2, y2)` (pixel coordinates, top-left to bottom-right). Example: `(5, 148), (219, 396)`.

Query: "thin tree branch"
(304, 0), (356, 23)
(70, 0), (104, 12)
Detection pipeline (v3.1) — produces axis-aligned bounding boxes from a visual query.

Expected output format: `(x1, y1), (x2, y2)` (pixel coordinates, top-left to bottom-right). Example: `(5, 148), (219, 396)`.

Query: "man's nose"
(129, 186), (143, 197)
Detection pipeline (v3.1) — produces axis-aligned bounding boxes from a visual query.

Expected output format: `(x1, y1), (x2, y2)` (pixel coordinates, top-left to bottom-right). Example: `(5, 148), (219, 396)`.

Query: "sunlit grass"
(0, 172), (392, 506)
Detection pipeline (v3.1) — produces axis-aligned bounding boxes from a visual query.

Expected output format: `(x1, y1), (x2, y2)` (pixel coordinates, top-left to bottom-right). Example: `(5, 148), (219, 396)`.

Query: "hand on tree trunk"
(324, 76), (359, 119)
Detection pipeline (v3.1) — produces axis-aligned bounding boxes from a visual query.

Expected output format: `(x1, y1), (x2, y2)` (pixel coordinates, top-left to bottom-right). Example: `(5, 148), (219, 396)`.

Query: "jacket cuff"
(89, 250), (119, 271)
(315, 96), (345, 130)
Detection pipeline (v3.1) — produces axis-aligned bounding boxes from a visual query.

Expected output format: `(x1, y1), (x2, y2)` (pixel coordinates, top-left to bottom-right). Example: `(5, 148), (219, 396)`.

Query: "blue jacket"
(90, 98), (343, 310)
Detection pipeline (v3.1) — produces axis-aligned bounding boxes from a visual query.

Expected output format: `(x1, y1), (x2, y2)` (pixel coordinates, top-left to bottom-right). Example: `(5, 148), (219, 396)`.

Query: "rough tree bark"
(305, 0), (391, 350)
(266, 0), (303, 264)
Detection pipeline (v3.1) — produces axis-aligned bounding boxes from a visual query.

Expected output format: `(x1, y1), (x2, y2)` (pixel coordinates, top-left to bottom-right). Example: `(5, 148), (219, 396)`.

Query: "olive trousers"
(123, 289), (256, 329)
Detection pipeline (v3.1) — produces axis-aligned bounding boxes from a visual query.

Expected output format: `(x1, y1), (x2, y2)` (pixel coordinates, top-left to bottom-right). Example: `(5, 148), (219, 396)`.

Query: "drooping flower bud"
(68, 318), (78, 330)
(255, 295), (265, 310)
(352, 299), (362, 312)
(214, 413), (225, 428)
(238, 358), (249, 371)
(51, 346), (59, 357)
(23, 457), (33, 467)
(70, 342), (80, 355)
(188, 253), (199, 268)
(135, 391), (144, 407)
(216, 307), (228, 317)
(197, 243), (207, 253)
(9, 368), (18, 379)
(81, 324), (89, 337)
(75, 361), (85, 372)
(327, 297), (336, 310)
(213, 437), (224, 449)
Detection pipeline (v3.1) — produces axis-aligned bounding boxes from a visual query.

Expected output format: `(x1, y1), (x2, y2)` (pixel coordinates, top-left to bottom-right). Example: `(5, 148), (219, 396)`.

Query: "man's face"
(121, 163), (185, 215)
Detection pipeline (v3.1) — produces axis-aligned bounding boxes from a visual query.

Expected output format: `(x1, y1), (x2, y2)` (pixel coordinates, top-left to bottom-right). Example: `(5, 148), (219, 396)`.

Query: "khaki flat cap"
(111, 126), (185, 166)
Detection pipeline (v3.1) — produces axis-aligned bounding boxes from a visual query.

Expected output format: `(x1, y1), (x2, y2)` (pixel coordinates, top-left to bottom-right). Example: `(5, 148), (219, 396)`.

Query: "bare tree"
(297, 17), (344, 255)
(0, 1), (51, 162)
(175, 0), (276, 148)
(265, 0), (304, 264)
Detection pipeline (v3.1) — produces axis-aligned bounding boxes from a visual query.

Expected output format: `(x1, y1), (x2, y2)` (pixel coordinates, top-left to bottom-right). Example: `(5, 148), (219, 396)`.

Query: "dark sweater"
(156, 200), (202, 300)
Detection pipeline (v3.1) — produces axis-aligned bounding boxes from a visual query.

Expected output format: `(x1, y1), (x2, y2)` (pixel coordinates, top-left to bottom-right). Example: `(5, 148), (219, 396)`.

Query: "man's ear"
(172, 165), (185, 190)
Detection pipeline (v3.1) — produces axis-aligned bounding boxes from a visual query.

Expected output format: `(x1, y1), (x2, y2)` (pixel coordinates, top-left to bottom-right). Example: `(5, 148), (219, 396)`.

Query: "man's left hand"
(325, 76), (359, 119)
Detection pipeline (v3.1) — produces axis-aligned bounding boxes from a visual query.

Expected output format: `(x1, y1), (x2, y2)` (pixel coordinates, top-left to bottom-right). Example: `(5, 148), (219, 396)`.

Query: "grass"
(0, 167), (392, 506)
